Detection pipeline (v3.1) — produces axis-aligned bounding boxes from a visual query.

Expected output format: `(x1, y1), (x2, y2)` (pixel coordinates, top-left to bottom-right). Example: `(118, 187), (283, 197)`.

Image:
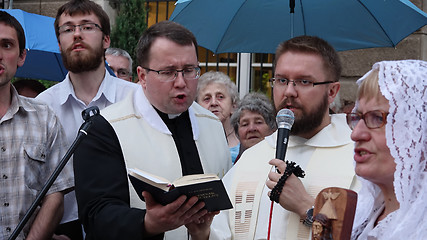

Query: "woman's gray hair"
(230, 92), (277, 137)
(196, 71), (239, 106)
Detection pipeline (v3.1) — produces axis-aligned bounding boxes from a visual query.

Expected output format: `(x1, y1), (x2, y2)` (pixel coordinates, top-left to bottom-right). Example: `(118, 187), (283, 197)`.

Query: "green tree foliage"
(111, 0), (147, 76)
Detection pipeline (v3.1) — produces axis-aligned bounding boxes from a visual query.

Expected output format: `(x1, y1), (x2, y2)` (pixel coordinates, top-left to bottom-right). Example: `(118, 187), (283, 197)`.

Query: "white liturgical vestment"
(102, 87), (232, 240)
(210, 114), (359, 240)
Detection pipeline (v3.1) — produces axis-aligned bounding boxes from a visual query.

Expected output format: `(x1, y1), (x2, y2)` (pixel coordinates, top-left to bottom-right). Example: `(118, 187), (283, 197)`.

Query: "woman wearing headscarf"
(348, 60), (427, 239)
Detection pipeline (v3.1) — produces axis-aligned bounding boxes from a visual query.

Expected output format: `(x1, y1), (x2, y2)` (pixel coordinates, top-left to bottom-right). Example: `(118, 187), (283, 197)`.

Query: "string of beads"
(269, 161), (305, 203)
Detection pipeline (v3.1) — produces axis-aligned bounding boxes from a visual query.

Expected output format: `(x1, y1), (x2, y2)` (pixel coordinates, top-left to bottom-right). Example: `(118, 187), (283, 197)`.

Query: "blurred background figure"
(196, 71), (240, 163)
(341, 100), (355, 114)
(230, 92), (277, 163)
(105, 47), (133, 82)
(330, 92), (355, 114)
(13, 78), (46, 98)
(349, 60), (427, 239)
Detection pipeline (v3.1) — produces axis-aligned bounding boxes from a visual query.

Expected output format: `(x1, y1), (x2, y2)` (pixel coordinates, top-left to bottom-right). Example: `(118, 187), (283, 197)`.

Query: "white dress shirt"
(36, 69), (140, 224)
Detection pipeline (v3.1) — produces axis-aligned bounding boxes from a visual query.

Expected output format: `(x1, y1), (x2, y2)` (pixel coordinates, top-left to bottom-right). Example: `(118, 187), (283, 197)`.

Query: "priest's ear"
(327, 82), (340, 105)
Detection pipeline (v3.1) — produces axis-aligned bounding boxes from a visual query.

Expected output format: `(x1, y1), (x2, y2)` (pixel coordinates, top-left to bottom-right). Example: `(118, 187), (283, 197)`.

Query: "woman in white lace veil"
(349, 60), (427, 239)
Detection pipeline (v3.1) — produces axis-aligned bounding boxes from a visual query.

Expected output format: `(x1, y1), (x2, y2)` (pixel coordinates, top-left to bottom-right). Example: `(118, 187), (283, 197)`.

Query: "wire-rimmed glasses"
(269, 78), (335, 89)
(58, 23), (102, 35)
(143, 66), (201, 82)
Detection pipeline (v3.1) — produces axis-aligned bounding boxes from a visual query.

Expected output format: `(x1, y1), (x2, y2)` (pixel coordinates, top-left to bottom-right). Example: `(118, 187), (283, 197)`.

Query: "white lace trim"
(352, 60), (427, 239)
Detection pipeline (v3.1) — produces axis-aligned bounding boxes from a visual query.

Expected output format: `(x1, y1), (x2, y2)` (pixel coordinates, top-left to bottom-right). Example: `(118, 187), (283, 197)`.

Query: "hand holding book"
(128, 168), (233, 212)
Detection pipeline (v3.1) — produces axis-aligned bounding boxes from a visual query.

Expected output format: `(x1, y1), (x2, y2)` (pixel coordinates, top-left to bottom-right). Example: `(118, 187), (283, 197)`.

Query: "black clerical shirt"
(156, 108), (204, 176)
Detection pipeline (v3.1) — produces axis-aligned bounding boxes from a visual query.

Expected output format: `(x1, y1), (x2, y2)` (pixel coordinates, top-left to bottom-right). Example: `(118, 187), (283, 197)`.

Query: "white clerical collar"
(168, 113), (181, 119)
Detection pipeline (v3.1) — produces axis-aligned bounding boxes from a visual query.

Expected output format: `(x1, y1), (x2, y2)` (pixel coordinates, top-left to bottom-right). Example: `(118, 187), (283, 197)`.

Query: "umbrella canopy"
(170, 0), (427, 54)
(2, 9), (67, 81)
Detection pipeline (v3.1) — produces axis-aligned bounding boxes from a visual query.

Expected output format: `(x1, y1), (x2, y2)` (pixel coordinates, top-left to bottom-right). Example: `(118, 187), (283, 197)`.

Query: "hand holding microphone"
(269, 109), (305, 203)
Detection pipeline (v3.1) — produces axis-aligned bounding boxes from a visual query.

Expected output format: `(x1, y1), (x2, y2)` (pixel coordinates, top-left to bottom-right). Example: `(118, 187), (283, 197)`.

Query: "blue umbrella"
(170, 0), (427, 54)
(2, 9), (67, 81)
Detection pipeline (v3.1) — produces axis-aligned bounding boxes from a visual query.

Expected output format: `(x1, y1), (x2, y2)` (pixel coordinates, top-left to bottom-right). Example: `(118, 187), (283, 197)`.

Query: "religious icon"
(311, 187), (357, 240)
(312, 213), (333, 240)
(319, 189), (340, 219)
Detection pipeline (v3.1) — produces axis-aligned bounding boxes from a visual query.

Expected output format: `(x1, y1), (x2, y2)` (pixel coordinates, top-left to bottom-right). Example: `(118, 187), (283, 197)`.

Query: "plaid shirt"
(0, 87), (74, 239)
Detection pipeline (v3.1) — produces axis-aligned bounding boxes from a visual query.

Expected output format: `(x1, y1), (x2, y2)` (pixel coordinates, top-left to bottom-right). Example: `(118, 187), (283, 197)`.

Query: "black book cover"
(128, 169), (233, 212)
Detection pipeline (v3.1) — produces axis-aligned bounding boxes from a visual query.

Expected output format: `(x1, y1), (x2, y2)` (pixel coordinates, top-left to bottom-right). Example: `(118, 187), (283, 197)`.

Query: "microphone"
(275, 109), (295, 161)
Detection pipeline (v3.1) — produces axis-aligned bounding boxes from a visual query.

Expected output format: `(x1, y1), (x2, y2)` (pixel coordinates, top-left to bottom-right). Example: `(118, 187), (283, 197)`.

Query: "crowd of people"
(0, 0), (426, 240)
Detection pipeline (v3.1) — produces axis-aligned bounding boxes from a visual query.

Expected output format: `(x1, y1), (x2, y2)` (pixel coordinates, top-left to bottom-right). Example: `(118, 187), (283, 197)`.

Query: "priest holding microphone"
(197, 35), (359, 240)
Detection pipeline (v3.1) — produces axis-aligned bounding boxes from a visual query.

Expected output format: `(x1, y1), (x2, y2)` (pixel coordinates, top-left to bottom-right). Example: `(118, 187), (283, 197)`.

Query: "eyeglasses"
(116, 69), (130, 78)
(143, 66), (201, 82)
(108, 65), (130, 78)
(269, 78), (334, 89)
(58, 23), (102, 35)
(346, 110), (389, 130)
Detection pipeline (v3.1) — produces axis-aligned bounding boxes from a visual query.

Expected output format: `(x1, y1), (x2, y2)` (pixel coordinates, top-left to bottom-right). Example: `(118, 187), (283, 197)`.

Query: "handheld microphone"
(275, 109), (295, 161)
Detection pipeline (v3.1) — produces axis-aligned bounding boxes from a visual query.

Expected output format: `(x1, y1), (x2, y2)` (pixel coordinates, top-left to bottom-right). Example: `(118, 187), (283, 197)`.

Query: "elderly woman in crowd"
(348, 60), (427, 239)
(230, 92), (277, 163)
(196, 71), (240, 163)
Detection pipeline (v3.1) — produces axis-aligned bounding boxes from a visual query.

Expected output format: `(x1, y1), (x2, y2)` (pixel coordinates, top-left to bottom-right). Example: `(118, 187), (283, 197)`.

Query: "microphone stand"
(8, 106), (100, 240)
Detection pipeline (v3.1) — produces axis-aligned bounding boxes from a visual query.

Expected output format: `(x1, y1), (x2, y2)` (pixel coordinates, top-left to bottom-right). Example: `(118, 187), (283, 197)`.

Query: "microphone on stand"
(275, 109), (295, 161)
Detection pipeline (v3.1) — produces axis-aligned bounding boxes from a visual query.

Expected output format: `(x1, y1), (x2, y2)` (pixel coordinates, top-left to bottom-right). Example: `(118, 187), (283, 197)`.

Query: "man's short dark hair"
(274, 36), (342, 82)
(54, 0), (110, 40)
(0, 11), (26, 56)
(13, 79), (46, 95)
(136, 21), (198, 67)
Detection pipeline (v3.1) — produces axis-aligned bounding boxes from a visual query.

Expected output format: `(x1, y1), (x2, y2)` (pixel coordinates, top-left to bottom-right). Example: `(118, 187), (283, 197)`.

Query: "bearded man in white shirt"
(36, 1), (139, 239)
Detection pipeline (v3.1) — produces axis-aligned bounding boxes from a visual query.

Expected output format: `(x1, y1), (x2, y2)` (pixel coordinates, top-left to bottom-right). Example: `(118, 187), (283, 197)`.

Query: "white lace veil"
(351, 60), (427, 239)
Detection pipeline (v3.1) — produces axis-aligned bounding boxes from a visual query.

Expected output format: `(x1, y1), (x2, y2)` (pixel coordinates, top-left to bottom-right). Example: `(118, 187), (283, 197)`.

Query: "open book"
(128, 168), (233, 211)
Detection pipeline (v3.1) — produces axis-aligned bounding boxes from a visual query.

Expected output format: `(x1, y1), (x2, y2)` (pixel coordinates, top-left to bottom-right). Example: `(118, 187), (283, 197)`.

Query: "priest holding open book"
(73, 21), (232, 240)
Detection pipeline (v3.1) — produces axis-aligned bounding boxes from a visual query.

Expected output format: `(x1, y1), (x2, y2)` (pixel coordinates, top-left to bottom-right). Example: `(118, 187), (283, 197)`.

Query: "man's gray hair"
(196, 71), (239, 106)
(105, 47), (133, 74)
(231, 92), (277, 137)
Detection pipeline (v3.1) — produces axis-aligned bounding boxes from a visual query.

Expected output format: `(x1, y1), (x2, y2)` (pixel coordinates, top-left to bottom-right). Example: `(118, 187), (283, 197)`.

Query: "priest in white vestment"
(205, 36), (360, 240)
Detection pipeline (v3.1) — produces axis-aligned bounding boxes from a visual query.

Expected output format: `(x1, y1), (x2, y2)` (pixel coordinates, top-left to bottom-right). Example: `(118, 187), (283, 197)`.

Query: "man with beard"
(205, 36), (358, 240)
(36, 0), (139, 239)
